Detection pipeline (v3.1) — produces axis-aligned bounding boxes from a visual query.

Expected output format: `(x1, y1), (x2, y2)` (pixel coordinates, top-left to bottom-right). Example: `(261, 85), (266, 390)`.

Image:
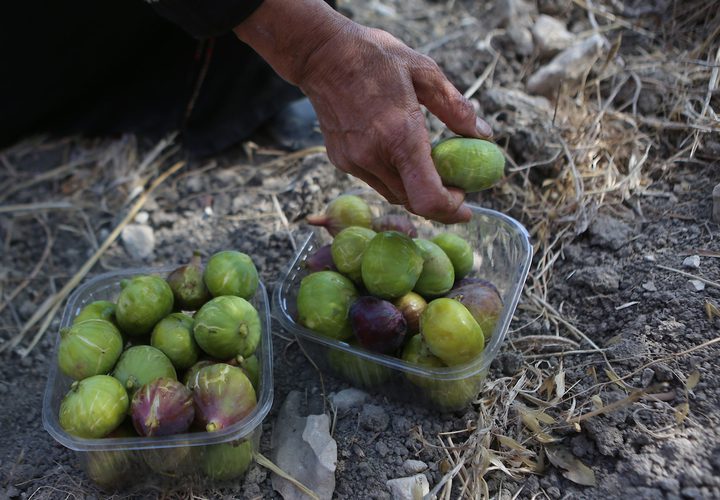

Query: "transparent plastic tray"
(42, 267), (273, 490)
(273, 191), (532, 411)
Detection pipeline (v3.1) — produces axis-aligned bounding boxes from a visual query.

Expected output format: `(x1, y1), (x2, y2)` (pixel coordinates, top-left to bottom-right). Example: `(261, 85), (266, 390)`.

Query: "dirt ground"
(1, 1), (719, 499)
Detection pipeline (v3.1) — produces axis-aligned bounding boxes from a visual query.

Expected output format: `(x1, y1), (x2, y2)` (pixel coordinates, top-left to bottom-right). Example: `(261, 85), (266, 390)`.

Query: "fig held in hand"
(431, 137), (505, 192)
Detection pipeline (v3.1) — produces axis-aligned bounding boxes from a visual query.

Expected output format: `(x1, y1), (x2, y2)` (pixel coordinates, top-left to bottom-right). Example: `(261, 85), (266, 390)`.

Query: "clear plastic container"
(273, 190), (532, 411)
(42, 267), (273, 490)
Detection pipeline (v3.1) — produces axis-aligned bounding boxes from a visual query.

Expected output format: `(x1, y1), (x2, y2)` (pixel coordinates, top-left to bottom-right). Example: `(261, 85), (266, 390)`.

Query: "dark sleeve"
(146, 0), (264, 38)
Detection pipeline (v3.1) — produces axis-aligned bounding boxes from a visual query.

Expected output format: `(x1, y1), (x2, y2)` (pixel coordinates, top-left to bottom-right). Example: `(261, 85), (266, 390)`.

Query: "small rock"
(5, 486), (20, 498)
(657, 478), (680, 493)
(682, 255), (700, 269)
(386, 474), (430, 500)
(532, 15), (575, 57)
(527, 34), (610, 96)
(688, 280), (705, 292)
(331, 388), (369, 412)
(713, 183), (720, 223)
(644, 254), (656, 262)
(360, 404), (389, 432)
(546, 486), (561, 499)
(588, 214), (633, 251)
(403, 459), (428, 474)
(134, 211), (149, 224)
(641, 367), (655, 387)
(570, 266), (621, 293)
(508, 25), (534, 55)
(681, 487), (703, 499)
(121, 224), (155, 260)
(375, 441), (390, 457)
(642, 281), (658, 292)
(185, 176), (204, 193)
(245, 465), (267, 485)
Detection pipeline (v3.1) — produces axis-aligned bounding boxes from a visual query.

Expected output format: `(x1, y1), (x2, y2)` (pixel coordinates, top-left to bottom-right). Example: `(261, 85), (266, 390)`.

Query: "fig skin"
(371, 214), (418, 237)
(166, 252), (211, 311)
(59, 375), (129, 438)
(151, 312), (200, 370)
(349, 296), (407, 354)
(73, 300), (117, 326)
(183, 359), (217, 390)
(303, 244), (337, 272)
(112, 345), (177, 396)
(199, 439), (253, 481)
(392, 292), (427, 335)
(361, 231), (424, 299)
(130, 377), (195, 437)
(193, 363), (257, 432)
(143, 446), (191, 475)
(401, 334), (445, 389)
(203, 250), (259, 300)
(431, 137), (505, 192)
(445, 280), (503, 343)
(193, 295), (261, 359)
(58, 319), (124, 380)
(413, 238), (455, 298)
(431, 233), (474, 280)
(420, 298), (485, 366)
(84, 450), (133, 490)
(327, 342), (391, 387)
(231, 354), (260, 391)
(116, 275), (174, 336)
(306, 194), (373, 236)
(331, 226), (377, 282)
(296, 271), (359, 340)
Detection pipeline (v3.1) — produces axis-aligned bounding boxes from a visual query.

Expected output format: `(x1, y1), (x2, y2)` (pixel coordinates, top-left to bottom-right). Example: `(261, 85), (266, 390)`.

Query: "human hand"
(234, 0), (493, 223)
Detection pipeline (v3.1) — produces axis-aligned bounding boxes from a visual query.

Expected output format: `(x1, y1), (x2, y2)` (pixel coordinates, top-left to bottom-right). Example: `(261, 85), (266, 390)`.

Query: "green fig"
(361, 231), (423, 299)
(84, 449), (134, 490)
(327, 342), (391, 388)
(203, 250), (259, 300)
(431, 233), (474, 280)
(306, 194), (373, 236)
(73, 300), (117, 326)
(413, 238), (455, 298)
(296, 271), (359, 340)
(199, 439), (254, 481)
(331, 226), (376, 282)
(151, 312), (200, 370)
(420, 298), (484, 366)
(193, 295), (261, 359)
(115, 275), (174, 336)
(59, 375), (129, 438)
(58, 319), (123, 380)
(431, 137), (505, 192)
(112, 345), (177, 395)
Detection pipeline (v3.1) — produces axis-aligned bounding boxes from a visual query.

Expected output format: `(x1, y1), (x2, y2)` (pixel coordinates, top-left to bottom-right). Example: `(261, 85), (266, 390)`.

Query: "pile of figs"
(299, 194), (504, 409)
(56, 250), (263, 488)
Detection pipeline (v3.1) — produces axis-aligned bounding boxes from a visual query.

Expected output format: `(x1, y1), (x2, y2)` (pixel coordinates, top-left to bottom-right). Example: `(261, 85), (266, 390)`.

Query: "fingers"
(411, 55), (493, 139)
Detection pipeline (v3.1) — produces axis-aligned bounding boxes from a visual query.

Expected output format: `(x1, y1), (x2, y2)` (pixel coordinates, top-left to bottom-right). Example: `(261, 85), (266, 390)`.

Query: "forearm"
(232, 0), (350, 85)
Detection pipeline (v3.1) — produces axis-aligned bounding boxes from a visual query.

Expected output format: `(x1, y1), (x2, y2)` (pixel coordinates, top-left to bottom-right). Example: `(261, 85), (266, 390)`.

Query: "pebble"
(532, 14), (575, 57)
(386, 474), (430, 500)
(644, 254), (657, 262)
(185, 176), (203, 193)
(360, 404), (389, 432)
(682, 255), (700, 269)
(331, 388), (369, 412)
(121, 224), (155, 260)
(642, 281), (658, 292)
(641, 367), (655, 387)
(688, 280), (705, 292)
(403, 459), (428, 474)
(375, 441), (390, 457)
(134, 211), (149, 224)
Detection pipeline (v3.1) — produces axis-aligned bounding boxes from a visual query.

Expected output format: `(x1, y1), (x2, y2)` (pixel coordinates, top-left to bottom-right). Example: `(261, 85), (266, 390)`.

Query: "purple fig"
(392, 292), (427, 335)
(166, 252), (211, 311)
(306, 194), (373, 236)
(303, 244), (337, 272)
(130, 377), (195, 437)
(372, 214), (418, 237)
(193, 364), (257, 432)
(445, 281), (503, 342)
(58, 319), (123, 380)
(349, 296), (407, 354)
(59, 375), (129, 438)
(183, 359), (217, 390)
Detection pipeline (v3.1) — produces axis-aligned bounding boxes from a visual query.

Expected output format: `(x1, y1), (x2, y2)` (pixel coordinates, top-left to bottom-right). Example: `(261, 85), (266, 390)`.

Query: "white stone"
(532, 15), (576, 57)
(330, 388), (369, 412)
(121, 224), (155, 260)
(134, 211), (149, 224)
(644, 254), (656, 262)
(527, 34), (610, 96)
(682, 255), (700, 269)
(386, 474), (430, 500)
(402, 459), (428, 474)
(642, 281), (658, 292)
(688, 280), (705, 292)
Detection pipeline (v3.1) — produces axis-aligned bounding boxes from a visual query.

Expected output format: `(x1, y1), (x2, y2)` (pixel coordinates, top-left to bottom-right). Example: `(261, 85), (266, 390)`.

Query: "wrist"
(233, 0), (350, 85)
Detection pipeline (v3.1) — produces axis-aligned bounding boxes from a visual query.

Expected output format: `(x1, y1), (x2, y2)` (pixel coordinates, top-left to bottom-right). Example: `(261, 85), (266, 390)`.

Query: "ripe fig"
(130, 378), (194, 437)
(199, 439), (253, 481)
(400, 334), (445, 389)
(331, 226), (376, 282)
(142, 447), (191, 475)
(361, 231), (424, 299)
(112, 345), (177, 395)
(392, 292), (427, 335)
(431, 233), (474, 280)
(151, 312), (199, 370)
(413, 238), (455, 298)
(303, 244), (337, 272)
(306, 194), (373, 236)
(183, 359), (216, 390)
(166, 251), (211, 311)
(445, 280), (503, 343)
(234, 354), (260, 392)
(73, 300), (117, 326)
(84, 450), (133, 490)
(420, 298), (484, 366)
(203, 250), (259, 300)
(59, 375), (129, 438)
(193, 363), (257, 432)
(431, 137), (505, 192)
(371, 214), (418, 237)
(193, 295), (261, 359)
(296, 271), (359, 340)
(349, 296), (406, 354)
(58, 319), (123, 380)
(116, 275), (174, 336)
(327, 342), (391, 388)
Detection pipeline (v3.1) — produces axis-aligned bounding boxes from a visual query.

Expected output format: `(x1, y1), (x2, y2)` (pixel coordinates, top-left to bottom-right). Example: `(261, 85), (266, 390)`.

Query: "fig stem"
(305, 214), (329, 227)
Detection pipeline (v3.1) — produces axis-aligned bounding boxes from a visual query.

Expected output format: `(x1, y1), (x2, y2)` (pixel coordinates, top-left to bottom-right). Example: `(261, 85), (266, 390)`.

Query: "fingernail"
(476, 117), (493, 138)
